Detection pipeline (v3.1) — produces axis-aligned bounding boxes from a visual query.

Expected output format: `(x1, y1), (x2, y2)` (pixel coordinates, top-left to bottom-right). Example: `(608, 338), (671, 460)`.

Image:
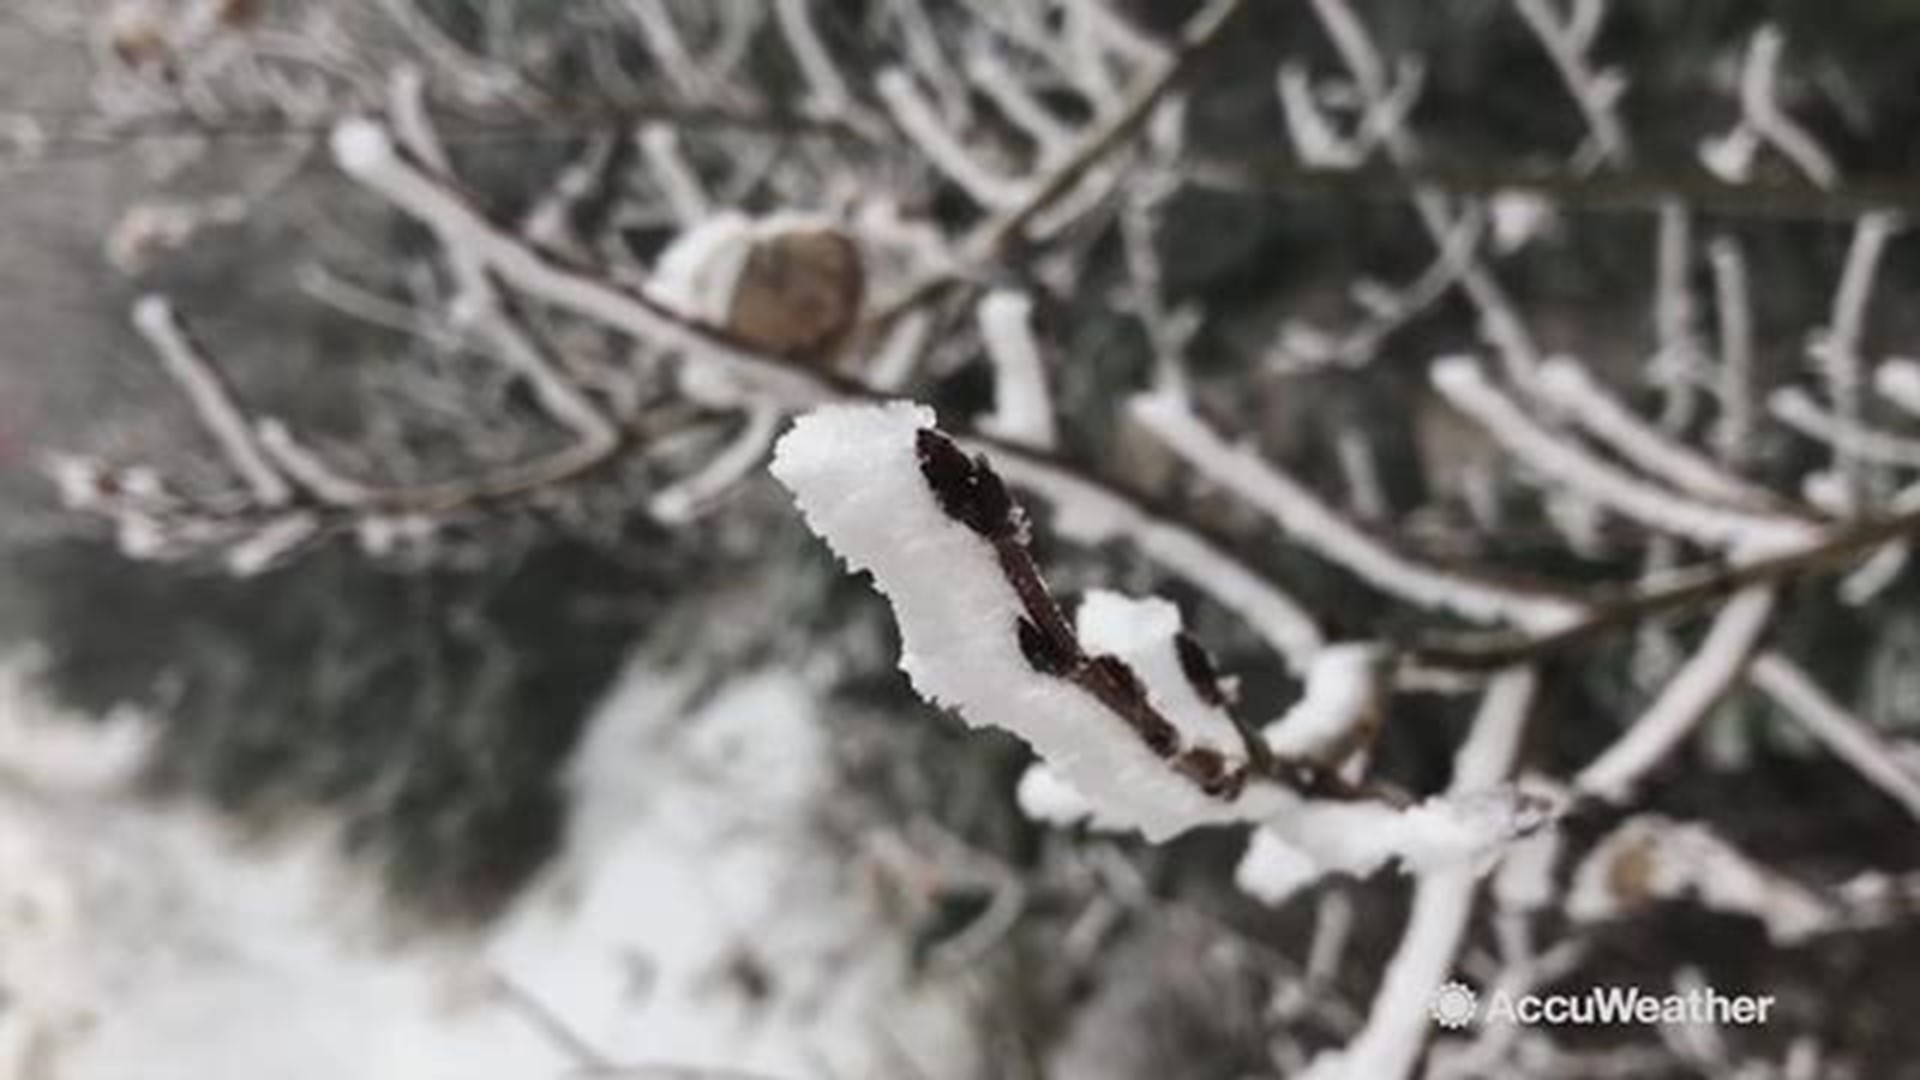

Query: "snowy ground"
(0, 653), (972, 1080)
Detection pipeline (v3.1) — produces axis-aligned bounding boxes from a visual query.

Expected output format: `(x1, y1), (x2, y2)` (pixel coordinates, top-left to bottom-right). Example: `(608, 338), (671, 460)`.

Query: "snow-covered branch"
(982, 444), (1327, 672)
(1512, 0), (1629, 168)
(777, 402), (1300, 838)
(1304, 667), (1540, 1080)
(1575, 587), (1775, 800)
(1129, 391), (1582, 630)
(1274, 58), (1422, 172)
(131, 296), (293, 507)
(975, 290), (1057, 450)
(254, 419), (375, 508)
(1568, 815), (1840, 945)
(1268, 213), (1479, 373)
(1728, 26), (1840, 188)
(1433, 357), (1815, 550)
(636, 123), (710, 225)
(871, 0), (1250, 338)
(386, 71), (620, 454)
(620, 0), (719, 105)
(772, 0), (860, 123)
(773, 402), (1552, 870)
(965, 45), (1077, 164)
(875, 67), (1030, 211)
(1305, 0), (1548, 382)
(1750, 652), (1920, 822)
(1707, 235), (1757, 464)
(1808, 211), (1904, 505)
(1536, 357), (1783, 512)
(1770, 386), (1920, 471)
(1876, 359), (1920, 420)
(329, 117), (841, 406)
(647, 406), (782, 525)
(1647, 202), (1705, 430)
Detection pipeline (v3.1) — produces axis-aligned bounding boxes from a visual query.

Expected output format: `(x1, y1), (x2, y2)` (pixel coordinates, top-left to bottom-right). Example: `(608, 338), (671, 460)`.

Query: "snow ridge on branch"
(773, 402), (1553, 871)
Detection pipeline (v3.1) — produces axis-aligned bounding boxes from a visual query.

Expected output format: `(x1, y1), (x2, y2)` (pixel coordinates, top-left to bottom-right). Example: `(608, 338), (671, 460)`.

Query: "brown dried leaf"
(724, 227), (865, 362)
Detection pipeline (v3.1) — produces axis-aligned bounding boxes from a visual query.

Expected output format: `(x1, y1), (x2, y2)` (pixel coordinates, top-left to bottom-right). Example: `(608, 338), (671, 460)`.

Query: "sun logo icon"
(1429, 980), (1479, 1029)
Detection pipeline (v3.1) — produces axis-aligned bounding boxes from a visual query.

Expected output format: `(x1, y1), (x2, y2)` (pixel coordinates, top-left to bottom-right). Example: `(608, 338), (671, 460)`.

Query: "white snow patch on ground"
(0, 653), (970, 1080)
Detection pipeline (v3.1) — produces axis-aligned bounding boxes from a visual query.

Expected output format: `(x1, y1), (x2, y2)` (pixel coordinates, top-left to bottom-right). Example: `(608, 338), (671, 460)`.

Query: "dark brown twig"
(913, 427), (1369, 805)
(1407, 503), (1920, 671)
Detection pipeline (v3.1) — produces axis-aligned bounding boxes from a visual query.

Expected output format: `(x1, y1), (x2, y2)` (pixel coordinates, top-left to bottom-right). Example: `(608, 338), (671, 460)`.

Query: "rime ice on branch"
(771, 402), (1552, 872)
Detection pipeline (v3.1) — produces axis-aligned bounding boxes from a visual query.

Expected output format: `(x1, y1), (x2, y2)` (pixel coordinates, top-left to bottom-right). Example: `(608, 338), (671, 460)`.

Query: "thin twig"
(489, 970), (617, 1073)
(863, 0), (1250, 332)
(1411, 500), (1920, 670)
